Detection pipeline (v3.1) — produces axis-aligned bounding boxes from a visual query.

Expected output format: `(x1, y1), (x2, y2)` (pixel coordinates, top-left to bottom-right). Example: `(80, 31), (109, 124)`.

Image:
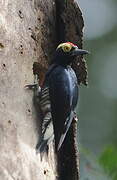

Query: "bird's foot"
(74, 112), (78, 122)
(24, 83), (38, 89)
(24, 74), (41, 92)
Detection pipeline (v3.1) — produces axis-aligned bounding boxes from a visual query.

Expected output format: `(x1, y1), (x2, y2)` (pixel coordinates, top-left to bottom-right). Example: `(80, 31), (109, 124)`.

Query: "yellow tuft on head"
(57, 43), (73, 52)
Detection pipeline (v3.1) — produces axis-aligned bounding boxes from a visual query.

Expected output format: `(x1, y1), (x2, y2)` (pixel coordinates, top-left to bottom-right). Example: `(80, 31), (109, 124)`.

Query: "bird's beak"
(72, 47), (89, 56)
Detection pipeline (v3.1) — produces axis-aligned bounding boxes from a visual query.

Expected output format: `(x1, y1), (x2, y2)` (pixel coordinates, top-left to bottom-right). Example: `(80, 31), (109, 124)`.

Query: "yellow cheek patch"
(57, 43), (72, 52)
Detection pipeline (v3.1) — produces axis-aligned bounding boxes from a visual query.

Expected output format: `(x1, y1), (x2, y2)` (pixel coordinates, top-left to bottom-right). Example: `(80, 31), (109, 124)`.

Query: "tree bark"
(0, 0), (86, 179)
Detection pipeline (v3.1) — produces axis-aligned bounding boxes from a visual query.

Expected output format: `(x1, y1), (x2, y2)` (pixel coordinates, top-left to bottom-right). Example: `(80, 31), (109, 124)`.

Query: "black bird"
(36, 42), (88, 152)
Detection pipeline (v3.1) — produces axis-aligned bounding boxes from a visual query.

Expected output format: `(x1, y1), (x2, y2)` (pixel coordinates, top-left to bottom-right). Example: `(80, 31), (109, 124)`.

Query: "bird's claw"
(24, 83), (38, 90)
(74, 112), (78, 122)
(24, 74), (41, 90)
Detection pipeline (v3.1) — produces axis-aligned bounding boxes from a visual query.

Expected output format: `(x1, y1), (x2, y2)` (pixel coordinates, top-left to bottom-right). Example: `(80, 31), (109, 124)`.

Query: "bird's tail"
(57, 111), (74, 151)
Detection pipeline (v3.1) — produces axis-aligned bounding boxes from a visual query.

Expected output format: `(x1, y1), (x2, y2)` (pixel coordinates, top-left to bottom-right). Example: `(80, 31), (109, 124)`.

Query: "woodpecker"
(36, 42), (89, 153)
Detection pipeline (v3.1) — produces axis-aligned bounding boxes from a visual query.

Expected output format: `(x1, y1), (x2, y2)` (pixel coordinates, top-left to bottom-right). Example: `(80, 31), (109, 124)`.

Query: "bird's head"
(53, 42), (89, 66)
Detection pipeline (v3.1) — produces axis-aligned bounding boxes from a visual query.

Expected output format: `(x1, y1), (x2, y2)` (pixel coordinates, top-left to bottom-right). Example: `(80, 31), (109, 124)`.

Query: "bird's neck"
(53, 57), (72, 67)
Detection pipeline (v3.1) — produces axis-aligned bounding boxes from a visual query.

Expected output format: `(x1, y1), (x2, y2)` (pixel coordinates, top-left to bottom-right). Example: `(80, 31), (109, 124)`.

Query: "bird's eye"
(56, 43), (72, 52)
(62, 44), (72, 52)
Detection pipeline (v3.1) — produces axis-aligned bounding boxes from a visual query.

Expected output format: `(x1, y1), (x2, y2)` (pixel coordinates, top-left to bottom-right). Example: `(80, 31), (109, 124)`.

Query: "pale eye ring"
(62, 45), (72, 52)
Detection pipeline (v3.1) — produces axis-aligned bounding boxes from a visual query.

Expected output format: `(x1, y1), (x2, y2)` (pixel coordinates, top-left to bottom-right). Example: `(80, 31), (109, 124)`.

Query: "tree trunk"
(0, 0), (86, 179)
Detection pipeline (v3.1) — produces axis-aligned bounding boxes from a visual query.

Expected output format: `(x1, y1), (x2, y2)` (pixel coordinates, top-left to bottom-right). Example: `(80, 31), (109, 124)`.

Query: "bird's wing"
(48, 66), (78, 150)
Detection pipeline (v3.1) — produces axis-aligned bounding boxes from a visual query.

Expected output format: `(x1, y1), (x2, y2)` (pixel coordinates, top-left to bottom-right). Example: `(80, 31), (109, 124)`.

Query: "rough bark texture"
(0, 0), (86, 179)
(55, 1), (86, 180)
(0, 0), (57, 179)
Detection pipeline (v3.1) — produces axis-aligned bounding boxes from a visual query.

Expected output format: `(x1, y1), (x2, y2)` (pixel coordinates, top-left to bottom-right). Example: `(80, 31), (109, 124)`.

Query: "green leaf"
(99, 145), (117, 180)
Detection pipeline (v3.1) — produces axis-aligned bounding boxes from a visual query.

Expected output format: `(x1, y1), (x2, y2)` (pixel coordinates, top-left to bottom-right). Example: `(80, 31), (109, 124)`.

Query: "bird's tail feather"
(57, 133), (66, 151)
(57, 111), (74, 151)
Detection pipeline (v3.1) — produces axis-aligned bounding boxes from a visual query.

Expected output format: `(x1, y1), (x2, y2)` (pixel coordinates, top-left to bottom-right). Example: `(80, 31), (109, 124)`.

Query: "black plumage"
(37, 42), (88, 152)
(48, 64), (78, 150)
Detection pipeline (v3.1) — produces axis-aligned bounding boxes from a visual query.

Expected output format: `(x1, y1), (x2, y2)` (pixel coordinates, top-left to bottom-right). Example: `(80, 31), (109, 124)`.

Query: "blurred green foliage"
(78, 0), (117, 179)
(99, 145), (117, 180)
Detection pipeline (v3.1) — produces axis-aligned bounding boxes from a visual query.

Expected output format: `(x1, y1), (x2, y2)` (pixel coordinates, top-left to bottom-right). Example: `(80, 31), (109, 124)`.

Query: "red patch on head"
(67, 42), (78, 47)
